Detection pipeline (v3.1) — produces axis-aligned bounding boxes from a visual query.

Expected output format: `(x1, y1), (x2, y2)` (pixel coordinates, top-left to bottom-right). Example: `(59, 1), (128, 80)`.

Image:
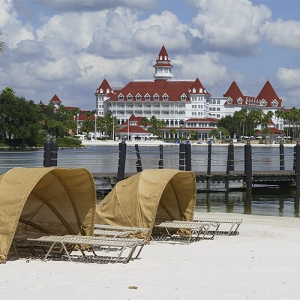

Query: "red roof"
(256, 127), (284, 135)
(153, 46), (173, 69)
(96, 78), (113, 94)
(256, 81), (283, 108)
(223, 81), (243, 100)
(118, 125), (148, 134)
(185, 117), (218, 123)
(107, 77), (212, 102)
(189, 78), (210, 96)
(49, 94), (62, 103)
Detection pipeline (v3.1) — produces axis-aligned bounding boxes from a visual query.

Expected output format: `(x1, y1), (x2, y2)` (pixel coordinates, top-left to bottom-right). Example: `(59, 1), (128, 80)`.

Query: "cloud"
(30, 0), (157, 13)
(191, 0), (272, 56)
(277, 68), (300, 89)
(1, 0), (35, 48)
(261, 19), (300, 51)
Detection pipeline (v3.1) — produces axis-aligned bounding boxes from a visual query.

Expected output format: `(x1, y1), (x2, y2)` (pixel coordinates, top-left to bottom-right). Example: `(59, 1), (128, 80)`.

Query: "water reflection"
(97, 187), (300, 218)
(196, 187), (300, 218)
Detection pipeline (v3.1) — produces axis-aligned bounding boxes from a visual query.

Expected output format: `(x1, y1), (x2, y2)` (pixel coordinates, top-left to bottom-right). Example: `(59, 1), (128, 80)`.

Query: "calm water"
(1, 144), (299, 218)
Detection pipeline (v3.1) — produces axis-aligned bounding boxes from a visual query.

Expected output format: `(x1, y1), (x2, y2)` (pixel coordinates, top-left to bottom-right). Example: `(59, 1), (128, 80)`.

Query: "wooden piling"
(117, 139), (127, 181)
(135, 144), (142, 172)
(244, 139), (252, 189)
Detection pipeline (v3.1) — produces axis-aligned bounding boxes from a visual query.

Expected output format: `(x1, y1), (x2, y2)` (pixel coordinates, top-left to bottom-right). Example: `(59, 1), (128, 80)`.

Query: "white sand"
(1, 212), (300, 299)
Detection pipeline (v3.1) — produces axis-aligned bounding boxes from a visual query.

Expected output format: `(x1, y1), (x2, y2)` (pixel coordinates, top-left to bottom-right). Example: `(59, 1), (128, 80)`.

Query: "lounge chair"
(27, 235), (141, 263)
(153, 220), (219, 243)
(193, 216), (242, 236)
(94, 224), (151, 240)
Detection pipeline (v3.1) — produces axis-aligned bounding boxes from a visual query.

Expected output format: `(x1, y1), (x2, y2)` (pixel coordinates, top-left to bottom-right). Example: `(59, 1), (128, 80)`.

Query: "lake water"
(1, 144), (299, 218)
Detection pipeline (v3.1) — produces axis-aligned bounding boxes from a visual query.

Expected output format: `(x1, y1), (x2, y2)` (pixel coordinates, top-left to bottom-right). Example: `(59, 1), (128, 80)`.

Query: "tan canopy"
(95, 169), (196, 232)
(0, 167), (96, 263)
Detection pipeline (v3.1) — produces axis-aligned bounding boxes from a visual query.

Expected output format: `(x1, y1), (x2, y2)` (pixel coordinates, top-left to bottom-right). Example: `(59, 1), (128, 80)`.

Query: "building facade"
(95, 46), (284, 139)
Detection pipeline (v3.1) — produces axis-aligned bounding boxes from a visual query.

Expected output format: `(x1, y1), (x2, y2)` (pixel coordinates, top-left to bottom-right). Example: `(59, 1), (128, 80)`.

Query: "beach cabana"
(95, 169), (196, 233)
(0, 167), (96, 264)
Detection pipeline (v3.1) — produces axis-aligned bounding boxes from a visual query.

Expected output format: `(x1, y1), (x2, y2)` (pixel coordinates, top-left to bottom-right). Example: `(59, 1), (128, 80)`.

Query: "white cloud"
(31, 0), (157, 13)
(261, 19), (300, 51)
(134, 11), (195, 51)
(277, 68), (300, 89)
(173, 52), (228, 86)
(191, 0), (272, 55)
(0, 0), (35, 48)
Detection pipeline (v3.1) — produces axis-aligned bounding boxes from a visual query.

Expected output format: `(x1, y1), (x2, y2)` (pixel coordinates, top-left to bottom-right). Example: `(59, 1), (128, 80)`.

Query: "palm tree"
(169, 128), (176, 138)
(141, 117), (149, 129)
(275, 109), (284, 131)
(234, 108), (247, 138)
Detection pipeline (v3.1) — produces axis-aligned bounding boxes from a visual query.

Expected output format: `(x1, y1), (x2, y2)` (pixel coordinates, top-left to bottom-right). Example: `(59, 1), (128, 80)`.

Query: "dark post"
(185, 143), (192, 171)
(43, 134), (51, 167)
(50, 136), (58, 167)
(117, 138), (127, 181)
(179, 141), (185, 171)
(244, 138), (252, 189)
(206, 142), (212, 190)
(158, 145), (164, 169)
(294, 188), (300, 217)
(135, 144), (143, 172)
(279, 139), (284, 170)
(225, 140), (234, 191)
(294, 140), (300, 188)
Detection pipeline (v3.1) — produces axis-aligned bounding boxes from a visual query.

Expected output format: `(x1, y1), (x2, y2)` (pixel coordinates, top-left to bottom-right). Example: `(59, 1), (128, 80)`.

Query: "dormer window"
(180, 94), (187, 101)
(199, 88), (203, 93)
(163, 93), (169, 101)
(272, 99), (278, 107)
(127, 93), (133, 101)
(154, 93), (160, 101)
(237, 98), (243, 104)
(145, 93), (151, 101)
(192, 88), (196, 93)
(100, 88), (103, 93)
(260, 99), (267, 106)
(118, 94), (124, 101)
(227, 98), (232, 104)
(106, 88), (110, 93)
(136, 93), (142, 101)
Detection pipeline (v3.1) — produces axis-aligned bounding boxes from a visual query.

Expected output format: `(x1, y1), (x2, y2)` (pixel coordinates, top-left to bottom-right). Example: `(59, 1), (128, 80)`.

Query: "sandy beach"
(1, 212), (300, 300)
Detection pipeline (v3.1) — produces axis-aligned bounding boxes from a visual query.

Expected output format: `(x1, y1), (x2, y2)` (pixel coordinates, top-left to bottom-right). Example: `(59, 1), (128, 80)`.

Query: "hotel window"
(127, 94), (133, 101)
(163, 93), (169, 101)
(118, 94), (124, 101)
(145, 94), (151, 101)
(154, 94), (160, 101)
(180, 94), (187, 101)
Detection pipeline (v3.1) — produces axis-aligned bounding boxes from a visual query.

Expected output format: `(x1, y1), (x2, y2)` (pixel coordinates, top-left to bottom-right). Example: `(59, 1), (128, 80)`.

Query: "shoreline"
(82, 139), (296, 147)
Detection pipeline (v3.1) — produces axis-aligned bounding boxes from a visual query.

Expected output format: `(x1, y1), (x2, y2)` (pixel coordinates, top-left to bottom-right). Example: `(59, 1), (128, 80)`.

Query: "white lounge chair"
(27, 235), (140, 263)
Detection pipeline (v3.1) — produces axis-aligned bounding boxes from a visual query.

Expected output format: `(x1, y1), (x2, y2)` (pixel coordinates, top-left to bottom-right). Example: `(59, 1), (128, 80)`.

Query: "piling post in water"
(279, 139), (285, 170)
(294, 140), (300, 188)
(158, 145), (164, 169)
(117, 138), (127, 181)
(50, 136), (58, 167)
(179, 141), (185, 171)
(225, 140), (234, 191)
(244, 139), (252, 189)
(135, 144), (143, 172)
(185, 143), (192, 171)
(206, 141), (212, 190)
(294, 188), (300, 217)
(43, 134), (51, 167)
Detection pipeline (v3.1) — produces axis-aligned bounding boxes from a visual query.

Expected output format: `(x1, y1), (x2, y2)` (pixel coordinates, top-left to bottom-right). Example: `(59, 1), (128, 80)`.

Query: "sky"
(0, 0), (300, 111)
